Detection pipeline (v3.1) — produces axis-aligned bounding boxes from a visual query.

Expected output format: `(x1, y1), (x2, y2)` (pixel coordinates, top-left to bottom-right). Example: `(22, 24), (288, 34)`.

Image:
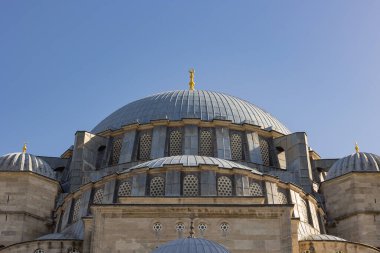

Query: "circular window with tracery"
(68, 248), (80, 253)
(198, 223), (207, 232)
(220, 222), (230, 232)
(153, 222), (162, 232)
(176, 223), (185, 232)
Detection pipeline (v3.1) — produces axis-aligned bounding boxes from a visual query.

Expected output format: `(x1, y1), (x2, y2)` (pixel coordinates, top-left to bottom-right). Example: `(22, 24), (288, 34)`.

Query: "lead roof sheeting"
(126, 155), (261, 175)
(92, 90), (290, 134)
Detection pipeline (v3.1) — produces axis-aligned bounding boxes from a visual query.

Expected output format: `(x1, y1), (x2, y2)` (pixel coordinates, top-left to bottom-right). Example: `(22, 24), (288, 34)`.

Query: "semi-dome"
(0, 152), (55, 179)
(300, 234), (347, 242)
(152, 238), (230, 253)
(92, 90), (290, 134)
(125, 155), (262, 175)
(326, 152), (380, 180)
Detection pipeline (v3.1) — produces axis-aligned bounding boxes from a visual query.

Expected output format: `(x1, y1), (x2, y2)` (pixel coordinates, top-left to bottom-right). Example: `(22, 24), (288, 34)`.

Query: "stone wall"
(322, 172), (380, 248)
(0, 173), (60, 247)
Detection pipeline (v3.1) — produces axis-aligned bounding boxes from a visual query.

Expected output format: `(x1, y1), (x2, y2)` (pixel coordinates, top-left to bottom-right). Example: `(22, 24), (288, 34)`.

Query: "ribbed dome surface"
(0, 152), (55, 179)
(92, 90), (290, 134)
(326, 152), (380, 180)
(125, 155), (262, 175)
(152, 238), (230, 253)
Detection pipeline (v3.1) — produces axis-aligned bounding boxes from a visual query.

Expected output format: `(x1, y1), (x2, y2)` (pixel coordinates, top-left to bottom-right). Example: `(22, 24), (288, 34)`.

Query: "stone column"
(246, 131), (263, 164)
(215, 127), (232, 160)
(184, 125), (198, 155)
(119, 130), (137, 164)
(151, 126), (167, 159)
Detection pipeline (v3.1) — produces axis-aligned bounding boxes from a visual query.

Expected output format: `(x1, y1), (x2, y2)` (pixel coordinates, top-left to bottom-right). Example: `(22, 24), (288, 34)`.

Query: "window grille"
(220, 222), (230, 232)
(139, 133), (152, 160)
(176, 223), (185, 232)
(169, 130), (182, 156)
(72, 198), (81, 223)
(299, 198), (309, 223)
(34, 249), (45, 253)
(217, 176), (232, 196)
(249, 182), (263, 196)
(68, 248), (81, 253)
(230, 133), (243, 160)
(110, 138), (123, 165)
(198, 223), (207, 231)
(278, 191), (288, 204)
(118, 181), (132, 197)
(92, 188), (104, 204)
(153, 222), (162, 232)
(150, 176), (165, 196)
(199, 129), (214, 156)
(183, 175), (199, 196)
(259, 137), (271, 166)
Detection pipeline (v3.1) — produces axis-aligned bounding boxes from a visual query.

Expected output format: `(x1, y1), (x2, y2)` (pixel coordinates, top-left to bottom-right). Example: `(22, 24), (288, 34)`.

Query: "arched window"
(92, 188), (104, 204)
(169, 130), (182, 156)
(199, 128), (214, 156)
(259, 137), (272, 166)
(138, 133), (152, 160)
(118, 181), (132, 197)
(72, 198), (81, 223)
(217, 176), (232, 196)
(230, 133), (243, 161)
(96, 145), (106, 169)
(110, 137), (123, 165)
(150, 176), (165, 196)
(299, 198), (309, 223)
(249, 182), (263, 196)
(34, 249), (45, 253)
(278, 191), (288, 204)
(183, 175), (199, 196)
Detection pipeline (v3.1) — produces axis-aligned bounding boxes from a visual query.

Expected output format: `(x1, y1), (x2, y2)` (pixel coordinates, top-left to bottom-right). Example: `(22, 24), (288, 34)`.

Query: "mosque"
(0, 70), (379, 253)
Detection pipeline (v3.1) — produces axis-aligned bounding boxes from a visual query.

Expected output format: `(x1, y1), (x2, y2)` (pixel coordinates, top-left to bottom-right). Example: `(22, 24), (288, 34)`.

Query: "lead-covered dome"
(92, 90), (290, 134)
(0, 152), (55, 179)
(152, 238), (230, 253)
(326, 152), (380, 180)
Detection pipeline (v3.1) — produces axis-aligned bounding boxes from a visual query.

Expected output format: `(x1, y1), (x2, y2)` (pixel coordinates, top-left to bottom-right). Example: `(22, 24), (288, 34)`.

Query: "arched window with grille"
(230, 133), (243, 161)
(249, 182), (263, 196)
(183, 174), (199, 196)
(118, 181), (132, 197)
(71, 198), (81, 223)
(150, 176), (165, 196)
(92, 188), (104, 204)
(169, 129), (182, 156)
(199, 128), (214, 156)
(217, 176), (233, 196)
(259, 136), (272, 166)
(110, 137), (123, 166)
(138, 133), (152, 160)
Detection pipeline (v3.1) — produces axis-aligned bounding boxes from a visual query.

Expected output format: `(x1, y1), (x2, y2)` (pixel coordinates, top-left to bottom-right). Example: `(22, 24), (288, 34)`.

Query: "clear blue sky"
(1, 1), (379, 158)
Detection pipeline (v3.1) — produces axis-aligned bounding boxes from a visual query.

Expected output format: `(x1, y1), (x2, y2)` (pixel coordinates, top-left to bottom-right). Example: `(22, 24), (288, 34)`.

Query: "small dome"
(152, 238), (230, 253)
(125, 155), (262, 175)
(0, 152), (55, 179)
(92, 90), (290, 134)
(300, 234), (347, 242)
(326, 152), (380, 180)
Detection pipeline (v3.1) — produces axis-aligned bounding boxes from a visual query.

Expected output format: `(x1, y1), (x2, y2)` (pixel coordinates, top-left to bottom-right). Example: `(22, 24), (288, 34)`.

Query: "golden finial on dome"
(189, 68), (195, 91)
(22, 143), (27, 153)
(355, 142), (359, 153)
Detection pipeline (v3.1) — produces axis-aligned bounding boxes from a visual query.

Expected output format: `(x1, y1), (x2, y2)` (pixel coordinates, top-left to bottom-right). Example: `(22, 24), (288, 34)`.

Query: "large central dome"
(92, 90), (290, 134)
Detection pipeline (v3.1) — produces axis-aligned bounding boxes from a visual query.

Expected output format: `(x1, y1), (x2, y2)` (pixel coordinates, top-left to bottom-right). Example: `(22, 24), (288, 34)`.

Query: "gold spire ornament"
(355, 142), (360, 153)
(22, 143), (27, 153)
(189, 68), (195, 91)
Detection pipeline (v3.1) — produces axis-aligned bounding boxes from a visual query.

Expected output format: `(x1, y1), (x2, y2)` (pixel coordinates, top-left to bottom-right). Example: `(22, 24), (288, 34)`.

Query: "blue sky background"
(0, 1), (379, 158)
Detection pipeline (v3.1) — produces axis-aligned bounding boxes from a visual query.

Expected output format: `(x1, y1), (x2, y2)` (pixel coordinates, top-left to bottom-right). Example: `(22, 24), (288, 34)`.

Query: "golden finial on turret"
(22, 143), (27, 153)
(355, 142), (360, 153)
(189, 68), (195, 91)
